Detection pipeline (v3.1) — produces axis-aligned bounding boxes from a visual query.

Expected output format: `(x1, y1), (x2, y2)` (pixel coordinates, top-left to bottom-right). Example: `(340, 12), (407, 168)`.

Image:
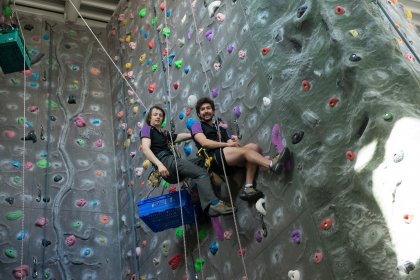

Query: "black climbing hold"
(68, 95), (76, 104)
(41, 239), (51, 247)
(43, 197), (50, 203)
(50, 116), (56, 121)
(292, 131), (304, 144)
(53, 175), (62, 182)
(297, 6), (307, 18)
(349, 54), (361, 62)
(24, 24), (34, 31)
(21, 130), (37, 143)
(64, 43), (72, 49)
(5, 197), (14, 205)
(42, 70), (47, 81)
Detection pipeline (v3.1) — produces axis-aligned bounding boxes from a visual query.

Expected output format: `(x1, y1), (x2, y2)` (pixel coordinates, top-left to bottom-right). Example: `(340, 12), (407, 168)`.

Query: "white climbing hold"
(263, 97), (271, 107)
(187, 95), (198, 108)
(288, 270), (300, 280)
(256, 198), (266, 216)
(208, 1), (221, 17)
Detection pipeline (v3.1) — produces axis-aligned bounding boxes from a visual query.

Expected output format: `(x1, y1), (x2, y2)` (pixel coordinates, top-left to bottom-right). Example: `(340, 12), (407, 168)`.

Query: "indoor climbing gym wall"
(108, 0), (420, 279)
(0, 14), (125, 280)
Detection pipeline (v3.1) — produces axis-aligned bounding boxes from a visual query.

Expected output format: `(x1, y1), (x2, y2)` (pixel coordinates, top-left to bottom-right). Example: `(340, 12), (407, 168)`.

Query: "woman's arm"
(141, 137), (169, 177)
(174, 133), (192, 143)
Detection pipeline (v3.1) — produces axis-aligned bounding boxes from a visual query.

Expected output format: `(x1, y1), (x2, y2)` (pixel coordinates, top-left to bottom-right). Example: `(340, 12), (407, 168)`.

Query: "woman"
(140, 105), (233, 217)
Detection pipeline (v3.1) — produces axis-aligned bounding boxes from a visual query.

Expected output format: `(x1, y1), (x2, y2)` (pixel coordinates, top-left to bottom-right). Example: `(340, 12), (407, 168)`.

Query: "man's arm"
(175, 133), (192, 143)
(194, 132), (240, 149)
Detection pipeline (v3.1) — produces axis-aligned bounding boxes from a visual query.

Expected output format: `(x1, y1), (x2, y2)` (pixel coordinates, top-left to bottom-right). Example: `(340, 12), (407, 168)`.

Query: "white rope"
(188, 1), (248, 278)
(162, 0), (189, 277)
(193, 209), (205, 279)
(12, 3), (27, 278)
(67, 0), (147, 110)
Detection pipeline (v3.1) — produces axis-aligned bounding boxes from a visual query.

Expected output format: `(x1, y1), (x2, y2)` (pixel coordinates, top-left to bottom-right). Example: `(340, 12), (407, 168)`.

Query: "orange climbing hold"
(99, 215), (110, 224)
(301, 80), (311, 92)
(117, 111), (124, 120)
(320, 217), (333, 230)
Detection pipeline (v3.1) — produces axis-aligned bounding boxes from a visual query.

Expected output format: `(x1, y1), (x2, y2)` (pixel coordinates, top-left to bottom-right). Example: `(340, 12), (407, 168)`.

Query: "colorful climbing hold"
(261, 47), (270, 56)
(224, 231), (233, 240)
(175, 227), (183, 238)
(237, 248), (246, 257)
(99, 215), (110, 224)
(12, 265), (29, 280)
(291, 230), (302, 244)
(162, 27), (171, 38)
(6, 210), (23, 221)
(403, 214), (414, 224)
(174, 60), (183, 69)
(168, 254), (182, 270)
(186, 118), (195, 130)
(238, 50), (246, 59)
(313, 251), (324, 264)
(205, 29), (214, 41)
(148, 83), (156, 93)
(227, 44), (235, 54)
(4, 249), (17, 258)
(349, 54), (361, 62)
(346, 151), (355, 161)
(66, 235), (76, 246)
(36, 159), (51, 169)
(320, 217), (333, 230)
(35, 217), (48, 227)
(139, 8), (147, 18)
(209, 241), (219, 255)
(335, 6), (345, 15)
(184, 66), (190, 74)
(255, 230), (263, 243)
(349, 29), (359, 37)
(72, 221), (82, 229)
(75, 138), (86, 146)
(301, 80), (311, 92)
(151, 64), (158, 72)
(195, 258), (205, 272)
(328, 97), (339, 107)
(233, 106), (241, 118)
(148, 40), (154, 49)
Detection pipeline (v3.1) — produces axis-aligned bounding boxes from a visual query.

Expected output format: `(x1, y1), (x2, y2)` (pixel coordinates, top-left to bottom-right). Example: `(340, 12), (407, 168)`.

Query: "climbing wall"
(108, 0), (420, 279)
(0, 15), (124, 280)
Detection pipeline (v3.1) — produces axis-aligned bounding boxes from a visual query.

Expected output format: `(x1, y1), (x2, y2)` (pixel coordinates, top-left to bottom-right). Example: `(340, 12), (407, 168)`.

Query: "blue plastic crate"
(137, 190), (201, 232)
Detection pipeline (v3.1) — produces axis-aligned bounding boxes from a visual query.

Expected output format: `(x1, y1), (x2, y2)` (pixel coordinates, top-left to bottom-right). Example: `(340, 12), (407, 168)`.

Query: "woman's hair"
(146, 105), (165, 125)
(195, 97), (215, 117)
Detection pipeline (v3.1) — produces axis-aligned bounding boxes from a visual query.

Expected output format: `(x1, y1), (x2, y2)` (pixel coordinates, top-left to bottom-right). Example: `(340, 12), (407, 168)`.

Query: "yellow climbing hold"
(133, 106), (139, 114)
(143, 160), (150, 169)
(129, 98), (135, 105)
(125, 35), (131, 42)
(405, 8), (413, 20)
(396, 38), (403, 45)
(125, 63), (132, 70)
(348, 30), (359, 38)
(139, 54), (146, 64)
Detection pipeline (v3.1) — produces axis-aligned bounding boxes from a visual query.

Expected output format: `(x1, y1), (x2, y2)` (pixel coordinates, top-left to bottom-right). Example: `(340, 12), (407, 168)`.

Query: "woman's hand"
(157, 163), (169, 178)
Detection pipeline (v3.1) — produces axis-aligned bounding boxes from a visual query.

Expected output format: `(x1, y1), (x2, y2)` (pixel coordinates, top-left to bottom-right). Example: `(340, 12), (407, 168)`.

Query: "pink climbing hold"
(224, 231), (233, 240)
(29, 105), (39, 112)
(66, 235), (76, 246)
(35, 217), (48, 227)
(237, 248), (246, 257)
(4, 130), (16, 139)
(12, 265), (29, 279)
(271, 124), (285, 154)
(169, 185), (177, 193)
(148, 83), (156, 93)
(74, 116), (86, 127)
(136, 247), (141, 256)
(95, 139), (103, 148)
(211, 217), (225, 241)
(76, 199), (87, 207)
(25, 162), (34, 170)
(313, 251), (324, 264)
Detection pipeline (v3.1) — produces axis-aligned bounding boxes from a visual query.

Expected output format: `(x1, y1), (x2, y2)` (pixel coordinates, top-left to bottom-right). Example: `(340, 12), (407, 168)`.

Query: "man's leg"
(242, 143), (261, 185)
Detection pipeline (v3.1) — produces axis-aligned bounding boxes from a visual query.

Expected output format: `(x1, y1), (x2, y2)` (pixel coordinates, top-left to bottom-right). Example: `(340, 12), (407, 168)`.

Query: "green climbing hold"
(75, 138), (86, 146)
(139, 8), (147, 18)
(151, 64), (158, 72)
(175, 227), (183, 239)
(198, 229), (208, 242)
(162, 180), (169, 188)
(162, 27), (171, 38)
(5, 6), (12, 17)
(6, 210), (23, 221)
(17, 117), (25, 125)
(151, 17), (157, 27)
(45, 100), (59, 109)
(44, 271), (50, 279)
(4, 249), (17, 258)
(73, 221), (82, 229)
(13, 176), (21, 184)
(161, 118), (166, 128)
(68, 30), (77, 36)
(194, 258), (205, 272)
(174, 60), (183, 69)
(36, 159), (51, 169)
(383, 112), (393, 121)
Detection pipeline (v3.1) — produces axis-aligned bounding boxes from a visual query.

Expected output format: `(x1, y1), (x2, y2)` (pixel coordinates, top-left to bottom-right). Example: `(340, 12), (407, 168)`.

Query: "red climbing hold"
(162, 48), (168, 57)
(346, 151), (355, 161)
(168, 254), (182, 270)
(160, 2), (165, 11)
(335, 6), (345, 15)
(148, 40), (154, 49)
(403, 214), (414, 224)
(301, 80), (311, 92)
(148, 83), (156, 93)
(320, 218), (333, 230)
(237, 248), (246, 257)
(173, 82), (179, 90)
(186, 108), (191, 116)
(169, 185), (177, 193)
(313, 251), (324, 264)
(328, 97), (339, 107)
(261, 47), (270, 56)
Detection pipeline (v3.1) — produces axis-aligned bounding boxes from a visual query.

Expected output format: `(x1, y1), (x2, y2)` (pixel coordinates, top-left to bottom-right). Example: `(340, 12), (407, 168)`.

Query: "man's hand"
(157, 163), (169, 177)
(227, 141), (241, 148)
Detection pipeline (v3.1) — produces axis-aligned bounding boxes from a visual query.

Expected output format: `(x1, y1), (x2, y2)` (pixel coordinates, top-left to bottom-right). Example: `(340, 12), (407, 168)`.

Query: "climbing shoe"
(270, 147), (291, 175)
(208, 200), (234, 217)
(239, 186), (264, 202)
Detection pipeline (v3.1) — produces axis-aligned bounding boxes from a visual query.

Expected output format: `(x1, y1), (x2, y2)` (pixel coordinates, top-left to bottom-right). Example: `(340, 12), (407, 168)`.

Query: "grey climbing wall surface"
(0, 14), (124, 280)
(107, 0), (420, 279)
(3, 0), (420, 279)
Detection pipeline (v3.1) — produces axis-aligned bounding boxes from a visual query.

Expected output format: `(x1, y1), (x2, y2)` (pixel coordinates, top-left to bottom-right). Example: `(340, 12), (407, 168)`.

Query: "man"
(140, 105), (234, 217)
(191, 97), (291, 202)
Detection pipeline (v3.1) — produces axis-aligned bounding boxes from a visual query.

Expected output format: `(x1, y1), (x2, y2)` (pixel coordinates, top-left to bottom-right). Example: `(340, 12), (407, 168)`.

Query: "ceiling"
(13, 0), (119, 29)
(10, 0), (420, 30)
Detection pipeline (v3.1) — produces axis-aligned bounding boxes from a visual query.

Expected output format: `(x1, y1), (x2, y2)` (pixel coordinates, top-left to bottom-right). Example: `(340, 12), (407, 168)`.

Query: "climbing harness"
(196, 147), (214, 173)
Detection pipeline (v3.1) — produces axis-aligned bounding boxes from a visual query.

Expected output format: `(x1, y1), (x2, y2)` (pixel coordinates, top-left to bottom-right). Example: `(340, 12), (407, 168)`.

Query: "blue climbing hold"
(146, 59), (152, 66)
(10, 161), (22, 168)
(209, 241), (219, 255)
(144, 31), (149, 39)
(183, 145), (192, 156)
(31, 73), (39, 80)
(43, 35), (49, 40)
(166, 10), (171, 17)
(186, 118), (195, 130)
(17, 229), (27, 240)
(179, 112), (185, 120)
(184, 66), (190, 74)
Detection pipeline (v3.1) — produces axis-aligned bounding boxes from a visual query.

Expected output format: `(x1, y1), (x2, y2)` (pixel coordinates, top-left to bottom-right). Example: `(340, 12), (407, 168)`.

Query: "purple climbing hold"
(233, 106), (241, 118)
(205, 29), (214, 41)
(291, 230), (301, 244)
(255, 230), (263, 243)
(211, 88), (219, 98)
(271, 124), (285, 154)
(187, 31), (193, 40)
(227, 44), (234, 54)
(211, 217), (224, 241)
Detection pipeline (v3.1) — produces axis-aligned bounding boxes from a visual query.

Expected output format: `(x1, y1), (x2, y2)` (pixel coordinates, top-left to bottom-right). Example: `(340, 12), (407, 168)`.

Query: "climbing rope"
(67, 0), (147, 111)
(12, 3), (27, 278)
(161, 0), (189, 277)
(193, 208), (205, 280)
(188, 1), (248, 278)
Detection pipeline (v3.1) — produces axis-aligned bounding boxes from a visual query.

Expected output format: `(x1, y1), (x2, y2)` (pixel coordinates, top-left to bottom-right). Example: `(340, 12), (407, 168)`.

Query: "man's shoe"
(239, 187), (264, 202)
(270, 147), (291, 175)
(208, 200), (234, 217)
